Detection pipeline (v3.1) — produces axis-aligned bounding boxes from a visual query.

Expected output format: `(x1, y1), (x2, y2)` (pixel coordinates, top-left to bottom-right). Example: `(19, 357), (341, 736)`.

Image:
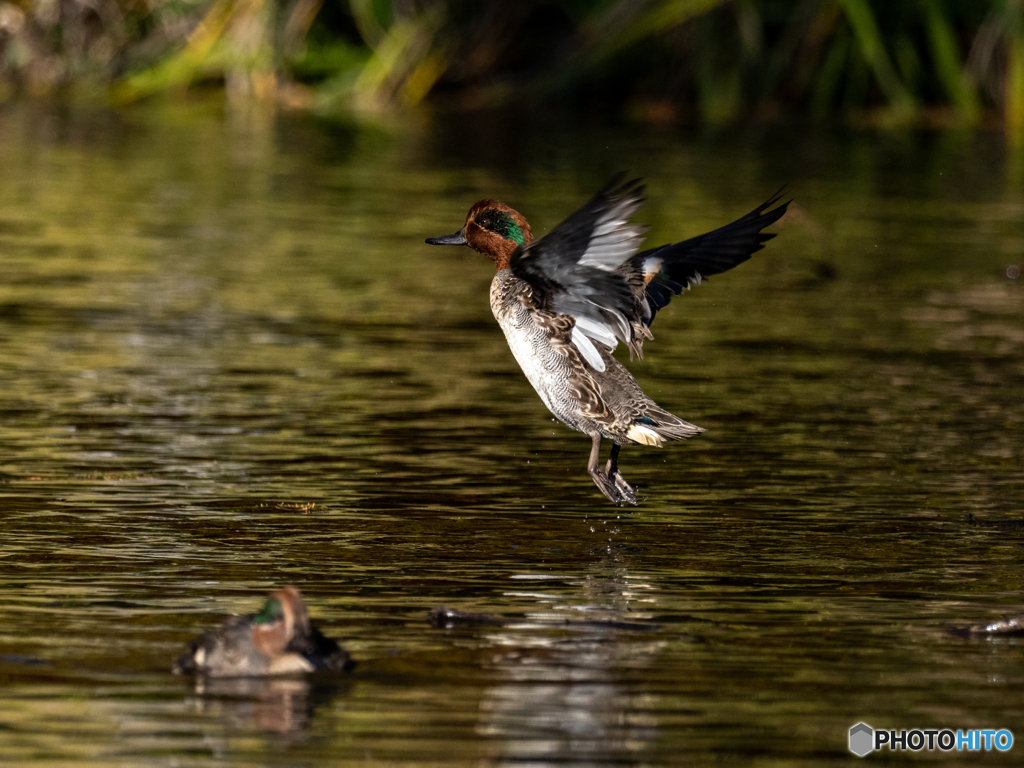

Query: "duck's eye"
(475, 210), (505, 231)
(475, 210), (523, 244)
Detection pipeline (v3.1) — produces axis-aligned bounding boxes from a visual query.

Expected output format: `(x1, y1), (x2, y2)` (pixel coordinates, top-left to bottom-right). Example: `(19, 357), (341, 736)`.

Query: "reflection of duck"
(427, 176), (788, 504)
(467, 547), (665, 764)
(186, 676), (350, 738)
(174, 587), (353, 677)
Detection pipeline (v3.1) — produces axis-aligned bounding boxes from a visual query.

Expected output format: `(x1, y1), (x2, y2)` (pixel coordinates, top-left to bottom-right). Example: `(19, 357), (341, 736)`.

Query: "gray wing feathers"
(578, 195), (647, 270)
(509, 176), (648, 367)
(512, 176), (786, 371)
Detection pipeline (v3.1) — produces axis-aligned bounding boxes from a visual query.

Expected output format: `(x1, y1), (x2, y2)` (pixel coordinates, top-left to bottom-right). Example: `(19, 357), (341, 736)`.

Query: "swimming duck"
(173, 587), (352, 677)
(426, 175), (788, 504)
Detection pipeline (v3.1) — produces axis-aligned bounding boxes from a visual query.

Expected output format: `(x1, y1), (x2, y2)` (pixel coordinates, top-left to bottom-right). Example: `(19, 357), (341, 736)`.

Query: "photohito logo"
(849, 723), (1013, 757)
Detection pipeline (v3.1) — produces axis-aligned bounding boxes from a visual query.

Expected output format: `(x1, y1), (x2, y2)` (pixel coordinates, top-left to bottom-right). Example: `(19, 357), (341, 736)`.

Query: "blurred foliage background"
(0, 0), (1022, 129)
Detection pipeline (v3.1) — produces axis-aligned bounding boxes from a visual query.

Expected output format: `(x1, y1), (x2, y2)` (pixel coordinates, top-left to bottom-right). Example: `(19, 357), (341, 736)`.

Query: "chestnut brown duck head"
(173, 587), (352, 677)
(426, 200), (533, 270)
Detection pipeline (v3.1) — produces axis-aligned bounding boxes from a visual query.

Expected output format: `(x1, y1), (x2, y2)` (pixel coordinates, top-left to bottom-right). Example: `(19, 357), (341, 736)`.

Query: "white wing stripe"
(574, 315), (618, 347)
(571, 326), (607, 372)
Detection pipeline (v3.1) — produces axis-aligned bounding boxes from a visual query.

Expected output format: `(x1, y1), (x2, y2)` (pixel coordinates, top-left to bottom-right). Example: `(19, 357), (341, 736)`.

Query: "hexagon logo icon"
(849, 722), (874, 757)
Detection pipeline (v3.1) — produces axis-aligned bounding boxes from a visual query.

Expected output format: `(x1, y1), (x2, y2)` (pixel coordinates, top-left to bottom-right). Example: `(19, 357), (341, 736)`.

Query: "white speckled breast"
(489, 269), (579, 428)
(487, 269), (695, 445)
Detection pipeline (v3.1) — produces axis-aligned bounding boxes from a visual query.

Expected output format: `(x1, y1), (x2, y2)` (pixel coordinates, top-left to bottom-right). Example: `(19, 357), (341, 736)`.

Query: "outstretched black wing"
(627, 190), (790, 331)
(508, 175), (789, 369)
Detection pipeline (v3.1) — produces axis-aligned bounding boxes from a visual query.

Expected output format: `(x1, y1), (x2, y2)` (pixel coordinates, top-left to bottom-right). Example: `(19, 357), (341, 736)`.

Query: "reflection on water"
(0, 101), (1022, 765)
(185, 675), (351, 738)
(477, 548), (664, 765)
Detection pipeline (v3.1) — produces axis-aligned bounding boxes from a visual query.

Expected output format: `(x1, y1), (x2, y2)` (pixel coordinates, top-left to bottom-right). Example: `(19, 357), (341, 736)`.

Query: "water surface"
(1, 102), (1022, 766)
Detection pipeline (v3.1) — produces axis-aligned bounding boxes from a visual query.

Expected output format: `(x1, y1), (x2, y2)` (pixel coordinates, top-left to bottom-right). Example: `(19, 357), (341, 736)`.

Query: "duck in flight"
(426, 176), (788, 505)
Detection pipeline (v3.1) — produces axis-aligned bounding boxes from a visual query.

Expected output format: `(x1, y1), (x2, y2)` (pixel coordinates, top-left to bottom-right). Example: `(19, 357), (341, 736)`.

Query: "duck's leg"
(605, 444), (637, 506)
(588, 435), (620, 504)
(588, 437), (637, 506)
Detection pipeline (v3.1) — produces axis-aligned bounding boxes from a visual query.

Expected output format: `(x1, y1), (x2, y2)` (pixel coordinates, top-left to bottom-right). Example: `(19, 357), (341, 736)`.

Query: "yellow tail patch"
(626, 424), (663, 447)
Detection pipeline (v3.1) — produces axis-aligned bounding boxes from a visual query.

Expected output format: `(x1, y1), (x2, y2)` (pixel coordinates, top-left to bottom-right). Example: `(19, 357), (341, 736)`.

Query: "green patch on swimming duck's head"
(253, 597), (284, 625)
(250, 588), (312, 658)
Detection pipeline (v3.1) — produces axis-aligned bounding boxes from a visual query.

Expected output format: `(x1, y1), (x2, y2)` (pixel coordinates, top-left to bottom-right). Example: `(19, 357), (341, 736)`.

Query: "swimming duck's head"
(251, 586), (311, 657)
(426, 200), (533, 270)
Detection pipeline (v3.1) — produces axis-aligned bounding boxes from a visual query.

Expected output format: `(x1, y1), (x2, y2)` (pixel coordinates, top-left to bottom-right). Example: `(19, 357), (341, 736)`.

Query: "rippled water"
(1, 101), (1022, 766)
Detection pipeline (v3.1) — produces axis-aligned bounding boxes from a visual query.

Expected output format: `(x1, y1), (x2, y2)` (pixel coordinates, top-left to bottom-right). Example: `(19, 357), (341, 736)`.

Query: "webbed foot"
(608, 465), (637, 506)
(588, 436), (639, 506)
(589, 467), (638, 506)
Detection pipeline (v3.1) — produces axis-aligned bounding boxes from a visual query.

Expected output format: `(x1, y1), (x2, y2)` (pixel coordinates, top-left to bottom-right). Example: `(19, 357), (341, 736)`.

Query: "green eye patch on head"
(253, 598), (283, 625)
(475, 209), (524, 245)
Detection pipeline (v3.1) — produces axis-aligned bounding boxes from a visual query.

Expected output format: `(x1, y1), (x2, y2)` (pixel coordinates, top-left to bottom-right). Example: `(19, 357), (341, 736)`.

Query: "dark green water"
(0, 101), (1022, 766)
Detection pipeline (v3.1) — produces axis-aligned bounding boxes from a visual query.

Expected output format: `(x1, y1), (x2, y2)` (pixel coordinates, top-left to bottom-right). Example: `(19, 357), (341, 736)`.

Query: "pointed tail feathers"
(627, 409), (704, 446)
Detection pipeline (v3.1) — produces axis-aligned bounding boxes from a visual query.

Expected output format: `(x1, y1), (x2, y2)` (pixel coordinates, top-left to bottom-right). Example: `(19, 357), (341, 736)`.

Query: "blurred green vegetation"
(0, 0), (1022, 129)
